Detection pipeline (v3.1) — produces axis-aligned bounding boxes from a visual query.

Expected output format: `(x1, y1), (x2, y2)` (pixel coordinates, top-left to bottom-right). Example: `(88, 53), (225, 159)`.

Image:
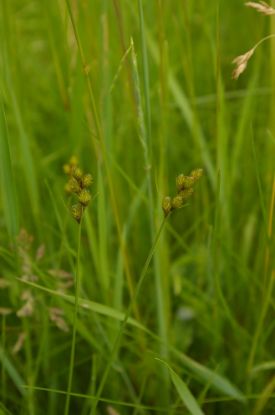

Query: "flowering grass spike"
(64, 156), (93, 223)
(162, 168), (203, 217)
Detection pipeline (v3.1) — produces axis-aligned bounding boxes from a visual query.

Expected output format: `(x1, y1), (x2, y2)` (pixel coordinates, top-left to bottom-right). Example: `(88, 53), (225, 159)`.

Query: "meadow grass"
(0, 0), (275, 414)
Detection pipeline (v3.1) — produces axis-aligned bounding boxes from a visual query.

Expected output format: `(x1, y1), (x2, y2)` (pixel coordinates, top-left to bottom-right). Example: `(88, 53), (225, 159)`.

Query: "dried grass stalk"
(232, 47), (255, 79)
(245, 1), (275, 15)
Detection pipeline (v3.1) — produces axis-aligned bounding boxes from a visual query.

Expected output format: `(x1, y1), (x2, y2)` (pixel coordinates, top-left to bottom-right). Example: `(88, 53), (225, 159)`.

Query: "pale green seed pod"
(190, 168), (203, 182)
(172, 195), (184, 209)
(78, 189), (91, 206)
(71, 203), (83, 223)
(67, 177), (81, 194)
(69, 155), (78, 166)
(63, 164), (71, 175)
(82, 174), (93, 188)
(162, 196), (172, 216)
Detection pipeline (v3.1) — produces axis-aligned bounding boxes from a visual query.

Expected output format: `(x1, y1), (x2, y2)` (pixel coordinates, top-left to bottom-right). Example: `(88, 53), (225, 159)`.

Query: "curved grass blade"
(172, 348), (246, 402)
(0, 345), (25, 396)
(19, 279), (148, 333)
(156, 358), (205, 415)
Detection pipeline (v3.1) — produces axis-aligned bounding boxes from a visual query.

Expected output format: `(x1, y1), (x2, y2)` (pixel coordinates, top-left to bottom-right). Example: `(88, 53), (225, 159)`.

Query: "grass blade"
(0, 100), (19, 238)
(156, 358), (205, 415)
(0, 345), (25, 396)
(172, 348), (246, 402)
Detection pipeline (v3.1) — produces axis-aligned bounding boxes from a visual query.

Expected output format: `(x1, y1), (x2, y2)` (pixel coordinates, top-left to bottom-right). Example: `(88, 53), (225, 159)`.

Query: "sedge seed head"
(71, 203), (83, 223)
(69, 155), (78, 166)
(162, 196), (172, 216)
(82, 174), (93, 188)
(176, 174), (185, 191)
(67, 177), (81, 194)
(63, 164), (71, 175)
(72, 167), (83, 181)
(172, 195), (184, 209)
(190, 168), (203, 182)
(178, 188), (194, 200)
(78, 189), (91, 206)
(176, 174), (194, 190)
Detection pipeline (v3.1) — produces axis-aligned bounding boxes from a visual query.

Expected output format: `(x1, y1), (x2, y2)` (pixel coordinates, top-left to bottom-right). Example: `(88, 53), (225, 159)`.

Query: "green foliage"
(0, 0), (274, 414)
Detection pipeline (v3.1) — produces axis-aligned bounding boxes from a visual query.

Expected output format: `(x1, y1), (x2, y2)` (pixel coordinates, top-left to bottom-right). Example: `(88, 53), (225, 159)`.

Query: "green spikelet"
(64, 156), (93, 224)
(190, 168), (203, 182)
(172, 195), (184, 209)
(72, 167), (83, 181)
(78, 189), (91, 206)
(67, 177), (81, 194)
(178, 188), (194, 200)
(71, 203), (83, 223)
(176, 174), (194, 190)
(162, 196), (172, 217)
(163, 167), (203, 216)
(82, 174), (93, 188)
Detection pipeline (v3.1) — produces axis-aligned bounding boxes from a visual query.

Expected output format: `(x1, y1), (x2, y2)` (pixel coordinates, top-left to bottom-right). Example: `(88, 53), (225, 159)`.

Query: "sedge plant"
(90, 168), (203, 414)
(63, 156), (93, 415)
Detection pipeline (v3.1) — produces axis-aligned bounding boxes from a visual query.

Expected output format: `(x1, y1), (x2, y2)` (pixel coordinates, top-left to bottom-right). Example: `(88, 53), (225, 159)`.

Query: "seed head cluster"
(162, 168), (203, 217)
(63, 156), (93, 223)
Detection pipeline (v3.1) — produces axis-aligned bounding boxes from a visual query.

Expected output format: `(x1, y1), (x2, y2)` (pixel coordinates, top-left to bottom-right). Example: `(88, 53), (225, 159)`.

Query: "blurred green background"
(0, 0), (275, 414)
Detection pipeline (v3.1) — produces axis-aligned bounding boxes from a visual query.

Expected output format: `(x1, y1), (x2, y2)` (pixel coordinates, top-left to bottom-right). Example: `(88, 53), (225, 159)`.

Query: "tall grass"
(0, 0), (274, 414)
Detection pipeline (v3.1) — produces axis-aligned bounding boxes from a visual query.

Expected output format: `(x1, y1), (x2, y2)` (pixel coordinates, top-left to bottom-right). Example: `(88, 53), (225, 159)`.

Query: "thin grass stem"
(64, 221), (82, 415)
(91, 216), (167, 414)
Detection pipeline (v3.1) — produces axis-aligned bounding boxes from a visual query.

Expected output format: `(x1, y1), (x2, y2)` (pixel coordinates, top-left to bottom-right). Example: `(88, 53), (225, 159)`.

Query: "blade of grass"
(172, 347), (246, 402)
(0, 99), (19, 239)
(156, 358), (205, 415)
(19, 280), (148, 333)
(0, 345), (26, 396)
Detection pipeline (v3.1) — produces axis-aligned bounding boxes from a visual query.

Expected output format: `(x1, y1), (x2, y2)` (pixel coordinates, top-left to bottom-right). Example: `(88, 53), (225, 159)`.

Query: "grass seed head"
(82, 173), (93, 187)
(190, 168), (203, 182)
(64, 156), (93, 223)
(172, 195), (184, 209)
(72, 167), (83, 181)
(163, 167), (203, 216)
(69, 155), (78, 166)
(178, 188), (194, 200)
(162, 196), (172, 216)
(63, 163), (71, 175)
(78, 189), (91, 206)
(232, 48), (255, 79)
(67, 177), (81, 194)
(71, 203), (83, 223)
(245, 1), (275, 15)
(176, 174), (195, 190)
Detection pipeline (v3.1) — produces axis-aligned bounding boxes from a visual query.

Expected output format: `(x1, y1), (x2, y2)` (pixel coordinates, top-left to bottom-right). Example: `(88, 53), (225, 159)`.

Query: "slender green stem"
(91, 216), (167, 414)
(247, 270), (275, 373)
(64, 221), (82, 415)
(1, 316), (6, 403)
(137, 0), (170, 404)
(254, 34), (275, 51)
